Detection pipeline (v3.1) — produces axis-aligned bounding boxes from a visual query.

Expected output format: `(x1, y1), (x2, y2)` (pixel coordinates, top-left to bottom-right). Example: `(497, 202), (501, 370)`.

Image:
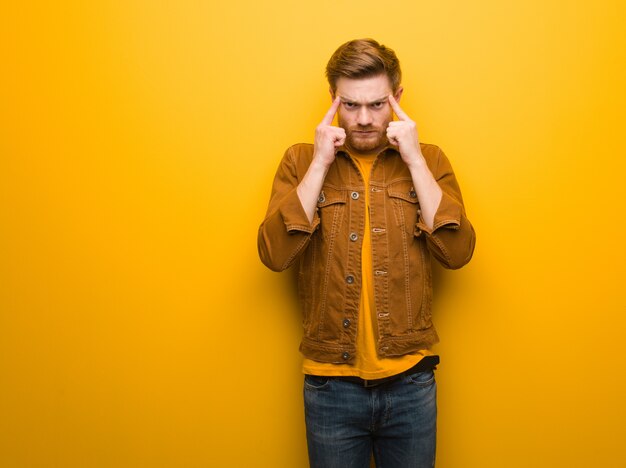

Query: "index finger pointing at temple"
(321, 96), (341, 125)
(388, 95), (409, 121)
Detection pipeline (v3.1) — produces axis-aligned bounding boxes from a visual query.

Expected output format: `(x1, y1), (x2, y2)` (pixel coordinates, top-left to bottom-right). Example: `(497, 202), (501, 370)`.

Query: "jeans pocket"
(304, 374), (331, 390)
(405, 370), (435, 388)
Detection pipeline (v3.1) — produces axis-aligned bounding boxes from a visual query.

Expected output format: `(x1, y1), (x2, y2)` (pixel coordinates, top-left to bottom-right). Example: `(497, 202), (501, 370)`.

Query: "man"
(258, 39), (475, 468)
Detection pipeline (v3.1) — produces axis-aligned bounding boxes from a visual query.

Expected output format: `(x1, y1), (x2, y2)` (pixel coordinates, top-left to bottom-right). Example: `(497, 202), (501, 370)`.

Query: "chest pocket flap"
(317, 186), (347, 207)
(387, 180), (419, 204)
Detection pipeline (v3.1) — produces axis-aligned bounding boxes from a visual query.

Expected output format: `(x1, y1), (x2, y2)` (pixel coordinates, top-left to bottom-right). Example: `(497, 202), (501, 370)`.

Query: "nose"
(356, 106), (373, 126)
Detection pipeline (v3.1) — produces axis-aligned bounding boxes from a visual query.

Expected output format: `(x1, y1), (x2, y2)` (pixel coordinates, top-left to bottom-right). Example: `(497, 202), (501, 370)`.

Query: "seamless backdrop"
(1, 1), (625, 467)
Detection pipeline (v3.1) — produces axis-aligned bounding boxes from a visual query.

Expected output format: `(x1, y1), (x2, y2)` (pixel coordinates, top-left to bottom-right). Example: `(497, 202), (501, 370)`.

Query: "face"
(333, 74), (403, 156)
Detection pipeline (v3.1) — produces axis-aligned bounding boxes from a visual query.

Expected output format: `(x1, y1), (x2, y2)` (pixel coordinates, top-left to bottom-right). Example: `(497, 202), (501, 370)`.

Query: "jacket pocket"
(387, 180), (420, 236)
(316, 186), (347, 241)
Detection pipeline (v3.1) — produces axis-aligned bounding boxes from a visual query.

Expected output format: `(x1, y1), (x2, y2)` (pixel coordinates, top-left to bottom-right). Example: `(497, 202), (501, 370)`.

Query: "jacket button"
(318, 193), (325, 203)
(343, 318), (351, 328)
(351, 191), (359, 200)
(346, 275), (354, 284)
(349, 232), (358, 241)
(342, 352), (350, 360)
(409, 190), (417, 198)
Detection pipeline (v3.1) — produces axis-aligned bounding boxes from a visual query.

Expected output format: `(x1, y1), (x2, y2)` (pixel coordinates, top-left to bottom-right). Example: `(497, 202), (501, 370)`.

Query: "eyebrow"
(337, 95), (389, 105)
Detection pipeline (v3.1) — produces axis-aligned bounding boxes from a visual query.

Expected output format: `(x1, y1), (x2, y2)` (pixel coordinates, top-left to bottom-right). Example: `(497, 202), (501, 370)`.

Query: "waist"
(306, 355), (439, 388)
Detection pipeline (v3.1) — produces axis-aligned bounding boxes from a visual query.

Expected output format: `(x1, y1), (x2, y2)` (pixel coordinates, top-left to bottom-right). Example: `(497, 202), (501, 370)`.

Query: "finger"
(326, 127), (345, 139)
(388, 95), (409, 121)
(387, 124), (401, 138)
(387, 134), (398, 146)
(334, 130), (346, 147)
(386, 124), (400, 136)
(321, 96), (341, 126)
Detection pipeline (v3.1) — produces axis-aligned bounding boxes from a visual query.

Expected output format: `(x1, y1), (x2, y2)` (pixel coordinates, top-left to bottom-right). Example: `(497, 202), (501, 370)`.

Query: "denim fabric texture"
(304, 370), (437, 468)
(258, 143), (475, 364)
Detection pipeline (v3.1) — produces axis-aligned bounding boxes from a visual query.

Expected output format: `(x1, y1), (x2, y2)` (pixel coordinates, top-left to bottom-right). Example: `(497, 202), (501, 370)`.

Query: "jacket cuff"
(279, 187), (320, 233)
(415, 191), (462, 236)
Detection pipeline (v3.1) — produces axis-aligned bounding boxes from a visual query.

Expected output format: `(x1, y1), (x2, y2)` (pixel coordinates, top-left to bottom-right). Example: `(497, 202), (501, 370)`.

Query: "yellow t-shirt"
(303, 153), (430, 379)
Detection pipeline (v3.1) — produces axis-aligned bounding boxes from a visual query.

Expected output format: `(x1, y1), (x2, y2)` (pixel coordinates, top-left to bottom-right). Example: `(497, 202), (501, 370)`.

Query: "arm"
(386, 95), (441, 230)
(416, 146), (476, 269)
(258, 98), (346, 271)
(257, 146), (318, 272)
(296, 97), (344, 223)
(387, 95), (475, 269)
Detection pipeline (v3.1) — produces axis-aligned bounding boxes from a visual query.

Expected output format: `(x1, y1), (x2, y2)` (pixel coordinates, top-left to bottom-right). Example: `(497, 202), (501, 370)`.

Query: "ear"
(394, 86), (404, 103)
(329, 87), (336, 100)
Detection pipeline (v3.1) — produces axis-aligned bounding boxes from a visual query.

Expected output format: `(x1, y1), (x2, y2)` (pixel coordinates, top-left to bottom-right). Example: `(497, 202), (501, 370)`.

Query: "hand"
(386, 95), (423, 167)
(313, 97), (346, 168)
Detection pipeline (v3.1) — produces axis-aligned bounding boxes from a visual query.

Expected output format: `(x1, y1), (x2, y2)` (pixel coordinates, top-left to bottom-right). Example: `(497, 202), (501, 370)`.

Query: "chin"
(348, 136), (385, 153)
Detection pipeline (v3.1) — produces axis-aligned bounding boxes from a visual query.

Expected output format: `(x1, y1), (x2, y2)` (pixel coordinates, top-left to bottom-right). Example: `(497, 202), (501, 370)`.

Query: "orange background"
(1, 1), (625, 467)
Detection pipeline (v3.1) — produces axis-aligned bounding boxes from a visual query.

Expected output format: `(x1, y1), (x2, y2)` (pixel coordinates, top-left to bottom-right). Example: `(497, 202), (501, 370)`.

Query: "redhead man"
(258, 39), (475, 468)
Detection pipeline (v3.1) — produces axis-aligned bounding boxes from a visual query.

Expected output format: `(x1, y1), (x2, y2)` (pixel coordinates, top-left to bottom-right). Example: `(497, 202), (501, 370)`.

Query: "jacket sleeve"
(415, 147), (476, 269)
(258, 146), (319, 272)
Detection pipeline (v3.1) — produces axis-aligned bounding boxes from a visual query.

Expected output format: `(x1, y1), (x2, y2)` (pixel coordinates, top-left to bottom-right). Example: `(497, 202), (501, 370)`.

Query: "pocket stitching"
(304, 375), (331, 390)
(406, 371), (435, 388)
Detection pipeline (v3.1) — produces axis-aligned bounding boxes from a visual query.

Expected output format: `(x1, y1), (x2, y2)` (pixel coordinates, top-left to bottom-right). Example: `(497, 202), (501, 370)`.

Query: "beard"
(344, 126), (389, 154)
(338, 111), (393, 155)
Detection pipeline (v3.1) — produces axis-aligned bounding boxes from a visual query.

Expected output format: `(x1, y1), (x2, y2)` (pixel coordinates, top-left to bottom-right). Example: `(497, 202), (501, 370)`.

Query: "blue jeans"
(304, 370), (437, 468)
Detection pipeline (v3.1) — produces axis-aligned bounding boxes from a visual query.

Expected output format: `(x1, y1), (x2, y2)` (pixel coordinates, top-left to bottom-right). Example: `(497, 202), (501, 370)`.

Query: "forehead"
(335, 75), (392, 102)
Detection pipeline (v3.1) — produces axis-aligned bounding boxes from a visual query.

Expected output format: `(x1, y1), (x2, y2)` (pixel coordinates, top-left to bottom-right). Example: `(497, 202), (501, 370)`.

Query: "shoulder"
(419, 142), (443, 160)
(284, 143), (314, 160)
(280, 143), (315, 170)
(419, 142), (453, 172)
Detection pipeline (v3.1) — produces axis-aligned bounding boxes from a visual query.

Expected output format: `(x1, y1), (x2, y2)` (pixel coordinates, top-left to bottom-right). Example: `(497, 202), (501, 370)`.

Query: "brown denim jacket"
(258, 143), (475, 364)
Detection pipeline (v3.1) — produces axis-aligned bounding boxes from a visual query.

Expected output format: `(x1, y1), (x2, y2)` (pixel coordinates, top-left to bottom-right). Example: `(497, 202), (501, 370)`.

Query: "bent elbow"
(257, 240), (286, 272)
(257, 228), (294, 272)
(433, 226), (476, 270)
(260, 254), (288, 273)
(443, 249), (474, 270)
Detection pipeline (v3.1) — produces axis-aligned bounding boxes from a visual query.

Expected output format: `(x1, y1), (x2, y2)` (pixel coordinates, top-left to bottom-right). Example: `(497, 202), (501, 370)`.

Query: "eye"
(343, 102), (357, 109)
(371, 102), (385, 109)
